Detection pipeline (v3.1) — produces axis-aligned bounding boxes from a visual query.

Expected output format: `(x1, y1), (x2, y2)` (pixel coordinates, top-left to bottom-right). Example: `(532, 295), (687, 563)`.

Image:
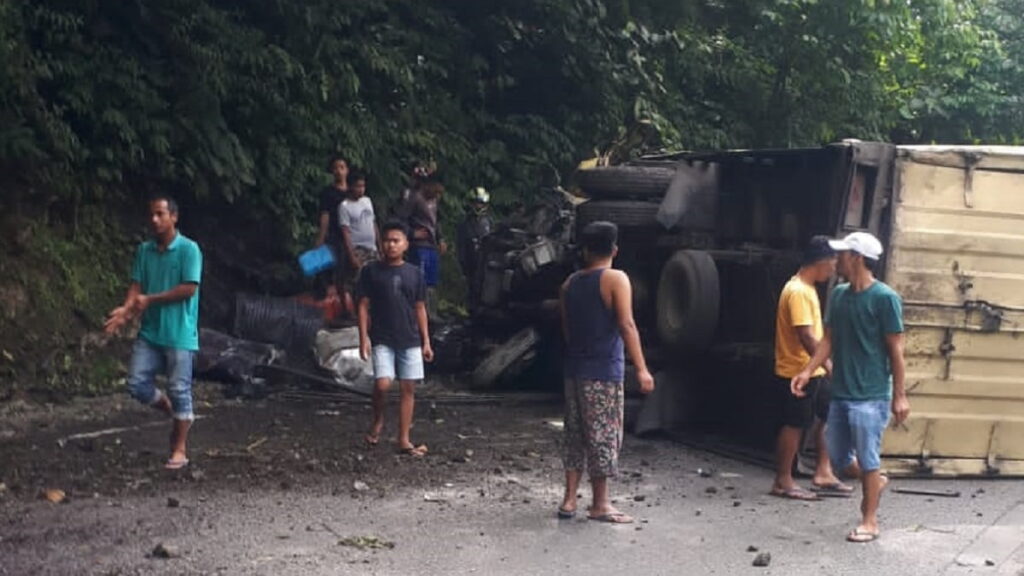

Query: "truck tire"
(575, 166), (675, 199)
(656, 250), (719, 352)
(576, 199), (660, 229)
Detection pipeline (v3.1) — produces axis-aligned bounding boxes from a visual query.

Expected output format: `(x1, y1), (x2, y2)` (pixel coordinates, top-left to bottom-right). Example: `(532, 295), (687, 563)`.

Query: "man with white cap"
(791, 231), (910, 543)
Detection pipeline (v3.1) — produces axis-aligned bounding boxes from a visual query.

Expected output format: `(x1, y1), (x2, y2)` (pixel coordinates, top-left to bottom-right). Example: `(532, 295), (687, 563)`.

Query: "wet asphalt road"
(1, 392), (1022, 575)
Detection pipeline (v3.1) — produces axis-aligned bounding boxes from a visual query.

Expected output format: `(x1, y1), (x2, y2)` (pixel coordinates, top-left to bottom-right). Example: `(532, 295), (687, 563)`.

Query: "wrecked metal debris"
(891, 487), (961, 498)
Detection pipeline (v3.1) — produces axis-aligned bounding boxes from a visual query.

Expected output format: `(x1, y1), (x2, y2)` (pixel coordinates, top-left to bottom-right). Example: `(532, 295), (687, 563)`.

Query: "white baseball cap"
(829, 232), (883, 260)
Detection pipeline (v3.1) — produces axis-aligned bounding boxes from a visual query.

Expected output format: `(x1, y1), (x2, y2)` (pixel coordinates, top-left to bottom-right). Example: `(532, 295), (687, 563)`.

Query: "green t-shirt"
(825, 281), (904, 401)
(131, 233), (203, 351)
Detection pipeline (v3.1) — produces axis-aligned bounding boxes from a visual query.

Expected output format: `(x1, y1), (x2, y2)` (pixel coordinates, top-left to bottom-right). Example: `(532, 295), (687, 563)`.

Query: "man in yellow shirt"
(771, 236), (850, 499)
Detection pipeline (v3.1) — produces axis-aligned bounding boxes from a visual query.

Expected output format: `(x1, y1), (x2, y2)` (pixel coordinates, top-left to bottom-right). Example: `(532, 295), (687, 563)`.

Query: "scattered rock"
(697, 468), (713, 478)
(752, 552), (772, 567)
(465, 449), (475, 458)
(41, 489), (67, 504)
(152, 543), (180, 559)
(733, 501), (742, 507)
(451, 455), (470, 464)
(985, 560), (995, 567)
(633, 495), (647, 502)
(167, 497), (180, 508)
(353, 481), (370, 492)
(747, 545), (759, 553)
(705, 487), (718, 495)
(189, 470), (205, 482)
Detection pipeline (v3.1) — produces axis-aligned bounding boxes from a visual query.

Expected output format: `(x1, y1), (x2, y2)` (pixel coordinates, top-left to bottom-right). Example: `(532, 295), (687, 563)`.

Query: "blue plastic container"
(298, 245), (336, 277)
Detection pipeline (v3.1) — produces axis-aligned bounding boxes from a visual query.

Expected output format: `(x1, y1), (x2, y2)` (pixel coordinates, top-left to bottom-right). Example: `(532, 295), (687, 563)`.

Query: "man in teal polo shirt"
(105, 195), (202, 470)
(792, 231), (909, 544)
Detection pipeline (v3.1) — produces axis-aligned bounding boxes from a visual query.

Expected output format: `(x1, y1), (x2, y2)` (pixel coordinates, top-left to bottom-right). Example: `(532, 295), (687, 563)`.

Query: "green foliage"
(2, 0), (1024, 399)
(1, 0), (1023, 245)
(0, 206), (131, 398)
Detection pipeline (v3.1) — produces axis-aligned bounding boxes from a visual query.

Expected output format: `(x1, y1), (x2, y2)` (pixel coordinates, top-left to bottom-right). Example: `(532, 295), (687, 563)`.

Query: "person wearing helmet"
(456, 187), (494, 307)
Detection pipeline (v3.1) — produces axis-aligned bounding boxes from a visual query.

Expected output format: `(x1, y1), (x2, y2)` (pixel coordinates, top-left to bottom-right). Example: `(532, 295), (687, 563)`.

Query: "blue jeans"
(415, 247), (440, 287)
(827, 400), (890, 473)
(127, 339), (195, 421)
(371, 345), (424, 381)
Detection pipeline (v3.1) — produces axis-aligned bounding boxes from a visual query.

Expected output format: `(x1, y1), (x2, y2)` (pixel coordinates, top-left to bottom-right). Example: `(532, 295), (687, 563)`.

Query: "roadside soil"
(0, 380), (566, 503)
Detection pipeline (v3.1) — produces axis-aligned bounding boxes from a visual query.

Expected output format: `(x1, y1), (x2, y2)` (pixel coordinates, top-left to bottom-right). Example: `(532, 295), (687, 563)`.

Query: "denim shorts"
(827, 399), (890, 472)
(127, 338), (195, 421)
(371, 345), (424, 381)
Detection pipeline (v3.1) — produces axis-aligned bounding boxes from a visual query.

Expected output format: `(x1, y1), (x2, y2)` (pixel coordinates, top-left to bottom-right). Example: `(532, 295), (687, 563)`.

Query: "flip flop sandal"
(397, 445), (428, 457)
(364, 434), (380, 447)
(811, 482), (854, 497)
(164, 458), (189, 470)
(588, 512), (634, 524)
(847, 528), (880, 543)
(770, 487), (820, 501)
(557, 507), (576, 519)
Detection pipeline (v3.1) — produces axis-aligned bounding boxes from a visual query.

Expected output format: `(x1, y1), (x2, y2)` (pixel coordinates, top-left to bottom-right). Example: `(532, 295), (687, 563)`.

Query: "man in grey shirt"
(338, 170), (381, 316)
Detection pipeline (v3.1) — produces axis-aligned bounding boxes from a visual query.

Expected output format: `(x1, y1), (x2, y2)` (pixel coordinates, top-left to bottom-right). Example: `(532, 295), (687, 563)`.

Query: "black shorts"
(775, 375), (830, 429)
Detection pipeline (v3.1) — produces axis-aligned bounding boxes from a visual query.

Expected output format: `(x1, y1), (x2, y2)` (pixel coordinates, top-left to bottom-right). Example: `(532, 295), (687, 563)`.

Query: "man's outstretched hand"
(104, 306), (132, 335)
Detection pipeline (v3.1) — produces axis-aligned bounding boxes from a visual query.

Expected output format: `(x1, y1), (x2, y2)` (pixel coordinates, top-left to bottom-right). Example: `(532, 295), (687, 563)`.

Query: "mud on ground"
(0, 380), (568, 502)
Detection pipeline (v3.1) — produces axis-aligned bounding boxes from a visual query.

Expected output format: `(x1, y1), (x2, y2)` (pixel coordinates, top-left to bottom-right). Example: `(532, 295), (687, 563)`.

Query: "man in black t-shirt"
(313, 155), (349, 299)
(357, 221), (434, 456)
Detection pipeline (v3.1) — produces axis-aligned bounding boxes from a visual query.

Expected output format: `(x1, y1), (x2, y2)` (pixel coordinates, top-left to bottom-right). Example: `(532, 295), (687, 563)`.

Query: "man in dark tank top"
(557, 221), (655, 524)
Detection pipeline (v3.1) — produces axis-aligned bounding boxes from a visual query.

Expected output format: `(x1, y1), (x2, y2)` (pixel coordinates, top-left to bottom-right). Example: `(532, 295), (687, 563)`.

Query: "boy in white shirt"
(339, 170), (381, 316)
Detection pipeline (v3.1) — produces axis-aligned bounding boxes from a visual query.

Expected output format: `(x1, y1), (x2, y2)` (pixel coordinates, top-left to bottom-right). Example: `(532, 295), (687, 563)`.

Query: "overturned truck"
(575, 141), (1024, 477)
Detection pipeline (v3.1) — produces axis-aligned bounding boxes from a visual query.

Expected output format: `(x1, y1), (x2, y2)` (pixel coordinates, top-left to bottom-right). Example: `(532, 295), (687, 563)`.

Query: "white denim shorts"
(371, 345), (424, 381)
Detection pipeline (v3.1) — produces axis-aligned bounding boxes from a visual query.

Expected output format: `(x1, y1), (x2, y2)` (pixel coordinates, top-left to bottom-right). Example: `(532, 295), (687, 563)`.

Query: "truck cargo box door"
(883, 148), (1024, 477)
